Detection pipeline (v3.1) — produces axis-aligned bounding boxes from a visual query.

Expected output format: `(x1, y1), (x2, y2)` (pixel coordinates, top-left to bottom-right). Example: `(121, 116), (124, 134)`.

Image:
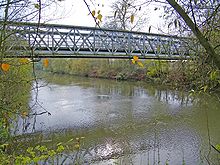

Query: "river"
(15, 73), (220, 165)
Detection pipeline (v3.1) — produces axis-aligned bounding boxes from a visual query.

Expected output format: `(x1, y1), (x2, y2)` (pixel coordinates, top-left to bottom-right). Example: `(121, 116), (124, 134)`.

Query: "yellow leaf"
(43, 59), (49, 68)
(97, 14), (103, 22)
(216, 144), (220, 150)
(131, 59), (136, 64)
(92, 10), (96, 17)
(21, 111), (28, 118)
(133, 56), (139, 61)
(74, 144), (80, 150)
(130, 14), (134, 24)
(137, 61), (144, 67)
(19, 58), (29, 64)
(1, 63), (10, 72)
(97, 10), (101, 14)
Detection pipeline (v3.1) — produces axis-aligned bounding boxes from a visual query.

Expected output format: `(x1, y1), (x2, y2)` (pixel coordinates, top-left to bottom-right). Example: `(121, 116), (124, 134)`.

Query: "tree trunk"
(166, 0), (220, 69)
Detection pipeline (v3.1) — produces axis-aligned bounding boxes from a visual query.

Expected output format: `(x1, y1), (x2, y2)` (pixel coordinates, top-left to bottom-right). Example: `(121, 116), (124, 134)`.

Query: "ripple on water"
(27, 77), (220, 164)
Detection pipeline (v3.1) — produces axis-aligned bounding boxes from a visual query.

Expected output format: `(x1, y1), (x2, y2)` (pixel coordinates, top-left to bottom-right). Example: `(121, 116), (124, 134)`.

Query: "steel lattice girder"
(1, 21), (199, 59)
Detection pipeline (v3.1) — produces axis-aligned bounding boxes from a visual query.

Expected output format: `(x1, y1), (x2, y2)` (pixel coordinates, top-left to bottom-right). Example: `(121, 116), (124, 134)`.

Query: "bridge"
(1, 21), (199, 60)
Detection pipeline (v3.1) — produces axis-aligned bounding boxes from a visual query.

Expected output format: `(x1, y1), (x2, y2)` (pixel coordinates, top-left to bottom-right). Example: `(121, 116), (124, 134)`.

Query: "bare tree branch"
(166, 0), (220, 69)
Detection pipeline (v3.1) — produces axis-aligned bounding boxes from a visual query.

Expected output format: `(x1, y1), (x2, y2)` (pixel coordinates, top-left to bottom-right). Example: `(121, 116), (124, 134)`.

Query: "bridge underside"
(8, 50), (191, 60)
(2, 21), (199, 60)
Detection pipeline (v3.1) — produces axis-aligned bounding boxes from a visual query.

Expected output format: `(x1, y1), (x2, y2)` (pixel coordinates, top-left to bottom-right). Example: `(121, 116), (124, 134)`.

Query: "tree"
(165, 0), (220, 69)
(0, 0), (56, 141)
(107, 0), (220, 68)
(103, 0), (148, 31)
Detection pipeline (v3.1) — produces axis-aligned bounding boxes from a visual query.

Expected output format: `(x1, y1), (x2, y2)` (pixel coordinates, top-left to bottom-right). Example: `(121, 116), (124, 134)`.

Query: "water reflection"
(14, 74), (220, 164)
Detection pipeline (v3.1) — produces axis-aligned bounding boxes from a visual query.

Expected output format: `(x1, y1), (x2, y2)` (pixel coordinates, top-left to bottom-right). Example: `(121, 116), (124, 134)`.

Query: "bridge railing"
(1, 21), (199, 59)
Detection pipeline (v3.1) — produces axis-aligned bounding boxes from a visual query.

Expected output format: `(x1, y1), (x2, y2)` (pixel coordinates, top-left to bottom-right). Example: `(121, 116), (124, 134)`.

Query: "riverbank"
(41, 58), (220, 92)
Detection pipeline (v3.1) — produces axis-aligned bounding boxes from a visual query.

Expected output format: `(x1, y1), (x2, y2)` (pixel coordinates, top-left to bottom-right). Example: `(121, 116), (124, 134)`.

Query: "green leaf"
(210, 70), (218, 81)
(35, 145), (40, 150)
(39, 154), (49, 160)
(0, 143), (9, 149)
(33, 157), (40, 163)
(38, 145), (47, 152)
(34, 4), (40, 10)
(57, 145), (65, 152)
(216, 144), (220, 150)
(23, 157), (31, 164)
(48, 150), (56, 156)
(27, 147), (33, 153)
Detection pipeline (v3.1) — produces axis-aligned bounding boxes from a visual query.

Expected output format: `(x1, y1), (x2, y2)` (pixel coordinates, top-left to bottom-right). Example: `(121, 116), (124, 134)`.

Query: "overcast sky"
(42, 0), (166, 33)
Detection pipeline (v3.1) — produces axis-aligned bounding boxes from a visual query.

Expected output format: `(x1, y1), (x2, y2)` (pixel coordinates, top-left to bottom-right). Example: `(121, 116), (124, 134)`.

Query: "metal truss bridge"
(2, 21), (199, 60)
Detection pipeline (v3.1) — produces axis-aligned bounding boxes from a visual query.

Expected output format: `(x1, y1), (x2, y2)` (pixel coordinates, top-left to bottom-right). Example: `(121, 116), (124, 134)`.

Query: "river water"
(17, 74), (220, 164)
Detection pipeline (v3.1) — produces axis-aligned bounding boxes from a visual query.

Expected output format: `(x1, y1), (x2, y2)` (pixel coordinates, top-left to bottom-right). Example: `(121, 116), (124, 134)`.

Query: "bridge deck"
(1, 21), (199, 59)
